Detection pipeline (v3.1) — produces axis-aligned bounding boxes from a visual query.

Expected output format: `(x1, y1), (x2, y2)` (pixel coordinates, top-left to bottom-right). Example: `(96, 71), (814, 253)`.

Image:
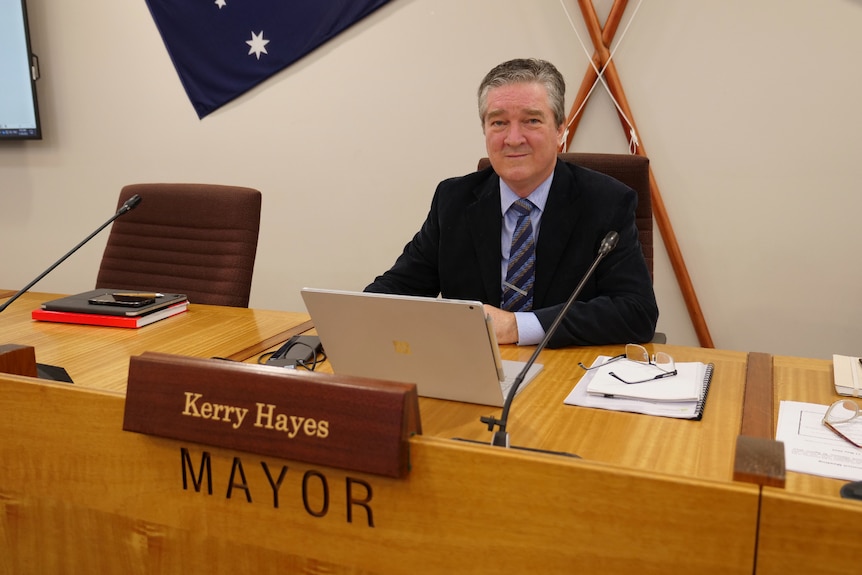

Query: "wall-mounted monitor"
(0, 0), (41, 140)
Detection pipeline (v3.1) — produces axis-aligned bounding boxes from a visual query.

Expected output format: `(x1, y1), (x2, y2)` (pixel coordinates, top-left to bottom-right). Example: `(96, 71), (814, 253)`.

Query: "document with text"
(776, 400), (862, 482)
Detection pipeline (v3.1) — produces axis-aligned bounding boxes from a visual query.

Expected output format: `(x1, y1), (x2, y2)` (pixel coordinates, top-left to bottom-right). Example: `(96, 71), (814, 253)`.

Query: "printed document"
(776, 400), (862, 482)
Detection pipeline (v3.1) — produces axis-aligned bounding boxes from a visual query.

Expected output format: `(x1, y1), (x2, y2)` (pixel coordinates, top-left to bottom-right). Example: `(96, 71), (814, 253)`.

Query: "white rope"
(558, 0), (644, 153)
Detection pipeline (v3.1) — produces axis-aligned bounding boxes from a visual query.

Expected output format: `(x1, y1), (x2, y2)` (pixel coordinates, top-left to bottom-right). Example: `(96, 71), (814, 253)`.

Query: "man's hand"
(483, 304), (519, 345)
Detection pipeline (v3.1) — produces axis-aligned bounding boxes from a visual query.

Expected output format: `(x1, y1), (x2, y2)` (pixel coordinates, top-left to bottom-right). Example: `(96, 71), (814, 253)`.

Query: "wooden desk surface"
(771, 354), (850, 497)
(302, 340), (748, 484)
(0, 292), (311, 392)
(2, 290), (748, 483)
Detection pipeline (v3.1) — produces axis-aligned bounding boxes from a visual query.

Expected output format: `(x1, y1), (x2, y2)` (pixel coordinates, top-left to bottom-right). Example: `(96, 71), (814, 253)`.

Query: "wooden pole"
(562, 0), (714, 348)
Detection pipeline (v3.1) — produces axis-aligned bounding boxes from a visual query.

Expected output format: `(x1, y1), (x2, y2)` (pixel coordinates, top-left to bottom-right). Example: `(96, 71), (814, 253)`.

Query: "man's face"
(483, 82), (564, 197)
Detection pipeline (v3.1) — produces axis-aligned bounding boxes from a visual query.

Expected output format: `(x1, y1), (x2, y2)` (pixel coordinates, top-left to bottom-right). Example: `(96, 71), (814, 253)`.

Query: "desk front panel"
(0, 292), (309, 392)
(755, 355), (862, 575)
(0, 374), (760, 575)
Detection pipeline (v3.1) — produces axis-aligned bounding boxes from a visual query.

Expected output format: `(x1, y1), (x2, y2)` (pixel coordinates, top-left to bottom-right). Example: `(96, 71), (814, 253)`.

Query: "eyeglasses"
(822, 399), (862, 448)
(578, 343), (677, 384)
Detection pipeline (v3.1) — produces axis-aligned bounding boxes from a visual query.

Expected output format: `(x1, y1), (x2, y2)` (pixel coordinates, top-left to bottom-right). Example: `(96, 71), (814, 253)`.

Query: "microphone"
(0, 194), (142, 314)
(480, 230), (620, 448)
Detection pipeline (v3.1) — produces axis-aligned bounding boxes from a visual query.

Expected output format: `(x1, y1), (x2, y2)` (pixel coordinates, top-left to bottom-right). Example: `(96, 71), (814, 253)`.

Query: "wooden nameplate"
(124, 352), (421, 478)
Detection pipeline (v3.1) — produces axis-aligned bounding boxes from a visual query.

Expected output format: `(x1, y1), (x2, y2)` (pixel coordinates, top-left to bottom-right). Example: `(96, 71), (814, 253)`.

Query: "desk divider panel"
(0, 343), (37, 378)
(734, 352), (786, 487)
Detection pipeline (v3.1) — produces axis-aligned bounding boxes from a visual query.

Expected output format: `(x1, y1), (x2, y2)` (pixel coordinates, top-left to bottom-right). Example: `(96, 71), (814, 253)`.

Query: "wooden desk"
(0, 297), (762, 573)
(0, 292), (312, 392)
(754, 355), (862, 575)
(354, 343), (748, 483)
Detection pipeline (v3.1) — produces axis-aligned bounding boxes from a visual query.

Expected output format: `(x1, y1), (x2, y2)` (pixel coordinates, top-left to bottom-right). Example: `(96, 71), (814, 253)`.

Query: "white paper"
(584, 356), (703, 402)
(776, 400), (862, 482)
(564, 356), (706, 419)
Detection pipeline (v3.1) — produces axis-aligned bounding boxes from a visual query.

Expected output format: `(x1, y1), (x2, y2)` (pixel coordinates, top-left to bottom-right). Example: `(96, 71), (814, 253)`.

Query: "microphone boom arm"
(0, 195), (142, 313)
(481, 231), (619, 447)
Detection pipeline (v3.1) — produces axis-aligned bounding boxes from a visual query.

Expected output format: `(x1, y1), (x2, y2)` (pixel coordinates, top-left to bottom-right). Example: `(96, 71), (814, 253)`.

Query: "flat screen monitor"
(0, 0), (41, 140)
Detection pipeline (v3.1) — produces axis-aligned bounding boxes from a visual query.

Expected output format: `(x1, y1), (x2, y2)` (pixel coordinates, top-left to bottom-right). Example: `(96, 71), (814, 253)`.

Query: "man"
(366, 58), (658, 348)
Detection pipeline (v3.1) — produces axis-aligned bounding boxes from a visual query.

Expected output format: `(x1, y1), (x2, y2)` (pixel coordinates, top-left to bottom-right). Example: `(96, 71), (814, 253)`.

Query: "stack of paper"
(564, 356), (713, 420)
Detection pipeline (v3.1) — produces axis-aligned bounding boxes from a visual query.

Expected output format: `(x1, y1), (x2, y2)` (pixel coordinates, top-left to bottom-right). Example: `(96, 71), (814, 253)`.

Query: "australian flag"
(146, 0), (392, 118)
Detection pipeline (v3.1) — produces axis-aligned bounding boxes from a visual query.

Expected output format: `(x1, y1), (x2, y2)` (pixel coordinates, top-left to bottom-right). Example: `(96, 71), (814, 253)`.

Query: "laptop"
(300, 288), (543, 407)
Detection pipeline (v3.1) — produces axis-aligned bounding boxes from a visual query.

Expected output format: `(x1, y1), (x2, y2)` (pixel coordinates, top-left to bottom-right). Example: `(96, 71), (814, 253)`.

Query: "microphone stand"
(0, 194), (142, 314)
(480, 231), (619, 448)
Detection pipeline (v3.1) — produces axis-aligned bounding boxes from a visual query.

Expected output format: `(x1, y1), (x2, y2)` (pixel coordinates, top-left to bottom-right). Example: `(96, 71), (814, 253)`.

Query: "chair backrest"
(477, 152), (652, 279)
(95, 183), (262, 307)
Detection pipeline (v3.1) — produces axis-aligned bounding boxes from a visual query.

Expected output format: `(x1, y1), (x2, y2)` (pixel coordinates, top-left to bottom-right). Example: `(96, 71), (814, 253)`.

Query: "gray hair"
(477, 58), (566, 128)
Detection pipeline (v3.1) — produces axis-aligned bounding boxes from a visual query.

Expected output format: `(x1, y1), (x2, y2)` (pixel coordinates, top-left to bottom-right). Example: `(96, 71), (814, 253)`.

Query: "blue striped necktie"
(502, 199), (536, 311)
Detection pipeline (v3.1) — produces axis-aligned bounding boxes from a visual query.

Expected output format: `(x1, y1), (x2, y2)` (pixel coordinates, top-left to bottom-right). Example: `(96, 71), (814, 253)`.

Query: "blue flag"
(146, 0), (392, 118)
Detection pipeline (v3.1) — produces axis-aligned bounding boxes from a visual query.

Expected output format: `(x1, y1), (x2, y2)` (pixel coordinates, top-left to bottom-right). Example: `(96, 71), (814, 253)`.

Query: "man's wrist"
(514, 312), (544, 346)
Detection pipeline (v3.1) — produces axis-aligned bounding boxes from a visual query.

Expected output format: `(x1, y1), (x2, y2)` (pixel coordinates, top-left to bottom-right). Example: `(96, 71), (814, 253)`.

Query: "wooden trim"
(561, 0), (714, 348)
(740, 352), (775, 438)
(733, 352), (785, 487)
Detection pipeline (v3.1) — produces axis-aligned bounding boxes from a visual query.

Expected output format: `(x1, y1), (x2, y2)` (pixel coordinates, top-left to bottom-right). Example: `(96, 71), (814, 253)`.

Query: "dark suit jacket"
(365, 159), (659, 347)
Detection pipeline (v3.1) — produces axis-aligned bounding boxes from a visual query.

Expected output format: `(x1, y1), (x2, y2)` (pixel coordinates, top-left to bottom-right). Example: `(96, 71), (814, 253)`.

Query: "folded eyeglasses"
(822, 399), (862, 448)
(578, 343), (678, 384)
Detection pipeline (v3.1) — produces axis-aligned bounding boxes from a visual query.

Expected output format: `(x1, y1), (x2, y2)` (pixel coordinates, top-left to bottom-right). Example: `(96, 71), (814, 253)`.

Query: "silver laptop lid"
(300, 288), (510, 406)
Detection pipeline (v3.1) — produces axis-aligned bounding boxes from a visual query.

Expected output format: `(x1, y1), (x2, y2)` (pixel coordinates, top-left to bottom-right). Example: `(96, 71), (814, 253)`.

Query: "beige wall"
(2, 0), (861, 359)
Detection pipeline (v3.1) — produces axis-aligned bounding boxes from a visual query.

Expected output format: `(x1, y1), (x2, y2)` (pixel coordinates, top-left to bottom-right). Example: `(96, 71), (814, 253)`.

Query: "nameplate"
(123, 352), (421, 478)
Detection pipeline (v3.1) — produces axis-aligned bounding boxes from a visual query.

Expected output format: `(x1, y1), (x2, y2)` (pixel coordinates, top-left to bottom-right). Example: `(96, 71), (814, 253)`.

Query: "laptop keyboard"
(499, 360), (543, 399)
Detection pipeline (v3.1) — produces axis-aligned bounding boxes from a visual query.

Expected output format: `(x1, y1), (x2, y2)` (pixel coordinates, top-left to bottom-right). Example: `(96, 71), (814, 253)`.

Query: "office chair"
(95, 183), (262, 307)
(478, 152), (665, 343)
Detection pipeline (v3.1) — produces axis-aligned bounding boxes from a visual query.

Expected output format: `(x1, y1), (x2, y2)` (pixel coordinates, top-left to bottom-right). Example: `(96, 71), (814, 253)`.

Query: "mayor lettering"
(180, 448), (375, 527)
(181, 393), (329, 438)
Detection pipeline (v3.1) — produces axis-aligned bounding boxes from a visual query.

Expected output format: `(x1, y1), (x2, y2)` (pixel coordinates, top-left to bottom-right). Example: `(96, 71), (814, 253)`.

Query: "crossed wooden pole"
(561, 0), (714, 348)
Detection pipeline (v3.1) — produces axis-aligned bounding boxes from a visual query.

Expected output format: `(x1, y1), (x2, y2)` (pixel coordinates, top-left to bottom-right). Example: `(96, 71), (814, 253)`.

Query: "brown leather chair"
(479, 152), (664, 342)
(95, 183), (262, 307)
(478, 152), (652, 279)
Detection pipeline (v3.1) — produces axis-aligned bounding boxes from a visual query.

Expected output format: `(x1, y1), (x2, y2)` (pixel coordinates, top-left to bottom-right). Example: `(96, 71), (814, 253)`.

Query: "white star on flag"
(246, 31), (269, 60)
(215, 0), (226, 8)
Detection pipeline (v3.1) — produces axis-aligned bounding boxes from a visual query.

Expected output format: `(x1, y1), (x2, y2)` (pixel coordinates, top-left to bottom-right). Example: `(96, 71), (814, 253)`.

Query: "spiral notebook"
(564, 356), (714, 420)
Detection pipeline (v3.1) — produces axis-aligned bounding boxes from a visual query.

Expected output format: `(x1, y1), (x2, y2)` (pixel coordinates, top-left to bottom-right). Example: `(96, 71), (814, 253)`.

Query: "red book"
(31, 302), (188, 328)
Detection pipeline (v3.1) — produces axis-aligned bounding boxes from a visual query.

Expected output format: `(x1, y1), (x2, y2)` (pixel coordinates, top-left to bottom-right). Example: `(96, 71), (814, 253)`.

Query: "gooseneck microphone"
(0, 194), (142, 314)
(481, 230), (620, 448)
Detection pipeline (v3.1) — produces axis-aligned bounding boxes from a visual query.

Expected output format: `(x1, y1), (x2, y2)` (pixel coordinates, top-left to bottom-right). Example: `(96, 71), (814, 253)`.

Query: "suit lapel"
(466, 175), (504, 306)
(534, 161), (582, 306)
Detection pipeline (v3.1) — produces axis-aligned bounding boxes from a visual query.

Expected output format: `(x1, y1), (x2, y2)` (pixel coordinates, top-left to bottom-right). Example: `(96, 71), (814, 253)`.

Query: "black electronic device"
(0, 0), (41, 140)
(0, 195), (142, 314)
(88, 292), (158, 308)
(265, 335), (324, 369)
(840, 481), (862, 501)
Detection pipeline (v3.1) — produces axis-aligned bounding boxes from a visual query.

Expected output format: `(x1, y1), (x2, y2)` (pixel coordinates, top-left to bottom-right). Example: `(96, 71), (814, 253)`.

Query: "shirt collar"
(499, 171), (554, 215)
